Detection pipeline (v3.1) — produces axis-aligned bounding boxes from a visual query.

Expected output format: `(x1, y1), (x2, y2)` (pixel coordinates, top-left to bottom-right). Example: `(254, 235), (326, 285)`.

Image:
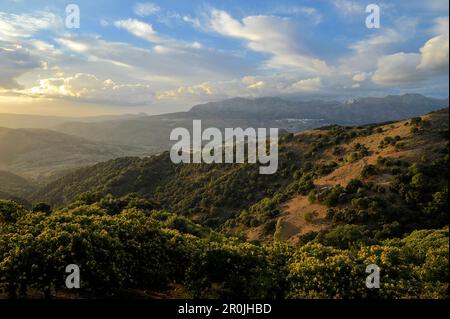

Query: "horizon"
(0, 92), (448, 118)
(0, 0), (448, 116)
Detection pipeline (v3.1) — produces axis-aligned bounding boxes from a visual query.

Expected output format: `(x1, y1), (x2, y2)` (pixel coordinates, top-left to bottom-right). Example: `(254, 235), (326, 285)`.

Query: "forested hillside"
(1, 109), (448, 299)
(33, 109), (449, 238)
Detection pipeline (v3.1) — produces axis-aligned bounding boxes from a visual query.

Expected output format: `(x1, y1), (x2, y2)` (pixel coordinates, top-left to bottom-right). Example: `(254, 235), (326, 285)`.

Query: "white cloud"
(333, 0), (364, 16)
(51, 34), (255, 93)
(0, 11), (60, 41)
(418, 34), (449, 71)
(373, 17), (449, 86)
(157, 74), (324, 101)
(56, 38), (89, 52)
(26, 73), (153, 105)
(418, 17), (449, 71)
(273, 5), (323, 25)
(337, 17), (419, 79)
(288, 77), (322, 93)
(372, 53), (422, 85)
(133, 2), (160, 17)
(208, 9), (330, 75)
(114, 19), (160, 43)
(182, 15), (201, 28)
(352, 72), (368, 82)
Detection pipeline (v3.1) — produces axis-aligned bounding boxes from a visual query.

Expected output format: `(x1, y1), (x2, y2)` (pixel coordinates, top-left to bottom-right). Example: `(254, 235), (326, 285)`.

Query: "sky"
(0, 0), (448, 116)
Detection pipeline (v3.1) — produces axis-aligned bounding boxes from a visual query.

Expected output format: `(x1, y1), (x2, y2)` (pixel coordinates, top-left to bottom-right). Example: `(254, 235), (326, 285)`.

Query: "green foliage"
(360, 165), (378, 178)
(0, 195), (212, 297)
(32, 203), (52, 215)
(0, 194), (448, 299)
(379, 136), (402, 149)
(0, 200), (26, 223)
(288, 228), (449, 299)
(304, 212), (314, 223)
(391, 154), (449, 228)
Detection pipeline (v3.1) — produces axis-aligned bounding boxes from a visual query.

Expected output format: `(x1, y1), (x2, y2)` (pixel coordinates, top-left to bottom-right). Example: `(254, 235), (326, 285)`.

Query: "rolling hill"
(0, 170), (35, 206)
(0, 113), (146, 129)
(0, 127), (148, 180)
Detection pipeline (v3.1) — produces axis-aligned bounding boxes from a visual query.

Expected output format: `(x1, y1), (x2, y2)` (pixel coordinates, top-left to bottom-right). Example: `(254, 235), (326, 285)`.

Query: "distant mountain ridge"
(183, 94), (448, 123)
(52, 94), (448, 151)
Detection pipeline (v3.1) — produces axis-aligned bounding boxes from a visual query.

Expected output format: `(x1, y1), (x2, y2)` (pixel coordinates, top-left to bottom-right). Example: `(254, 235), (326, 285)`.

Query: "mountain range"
(48, 94), (449, 148)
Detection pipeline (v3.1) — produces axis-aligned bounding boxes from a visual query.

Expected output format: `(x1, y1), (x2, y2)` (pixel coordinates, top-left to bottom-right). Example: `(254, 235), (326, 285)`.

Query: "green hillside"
(32, 109), (449, 239)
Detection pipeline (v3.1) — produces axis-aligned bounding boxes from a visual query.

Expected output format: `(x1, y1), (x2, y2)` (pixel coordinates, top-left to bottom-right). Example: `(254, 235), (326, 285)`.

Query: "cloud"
(333, 0), (364, 16)
(157, 74), (324, 102)
(133, 2), (160, 17)
(372, 53), (422, 85)
(56, 37), (89, 52)
(418, 35), (449, 71)
(208, 9), (330, 75)
(26, 73), (153, 106)
(287, 77), (322, 93)
(46, 33), (257, 107)
(352, 72), (368, 82)
(0, 44), (41, 89)
(0, 11), (60, 41)
(114, 17), (202, 48)
(182, 15), (201, 28)
(114, 19), (160, 43)
(373, 17), (449, 86)
(273, 5), (323, 25)
(418, 17), (449, 71)
(339, 17), (418, 74)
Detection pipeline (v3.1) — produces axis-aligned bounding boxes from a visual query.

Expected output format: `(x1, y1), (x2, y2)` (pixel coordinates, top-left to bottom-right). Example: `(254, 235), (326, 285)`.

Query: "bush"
(304, 212), (314, 223)
(32, 203), (52, 215)
(185, 243), (285, 299)
(0, 200), (26, 224)
(361, 165), (378, 178)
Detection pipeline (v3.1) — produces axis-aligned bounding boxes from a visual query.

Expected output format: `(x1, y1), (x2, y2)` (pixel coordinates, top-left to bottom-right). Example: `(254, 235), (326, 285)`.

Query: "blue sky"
(0, 0), (448, 116)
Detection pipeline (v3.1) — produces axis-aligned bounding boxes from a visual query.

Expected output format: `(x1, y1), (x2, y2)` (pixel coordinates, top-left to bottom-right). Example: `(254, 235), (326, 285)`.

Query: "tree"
(32, 203), (52, 215)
